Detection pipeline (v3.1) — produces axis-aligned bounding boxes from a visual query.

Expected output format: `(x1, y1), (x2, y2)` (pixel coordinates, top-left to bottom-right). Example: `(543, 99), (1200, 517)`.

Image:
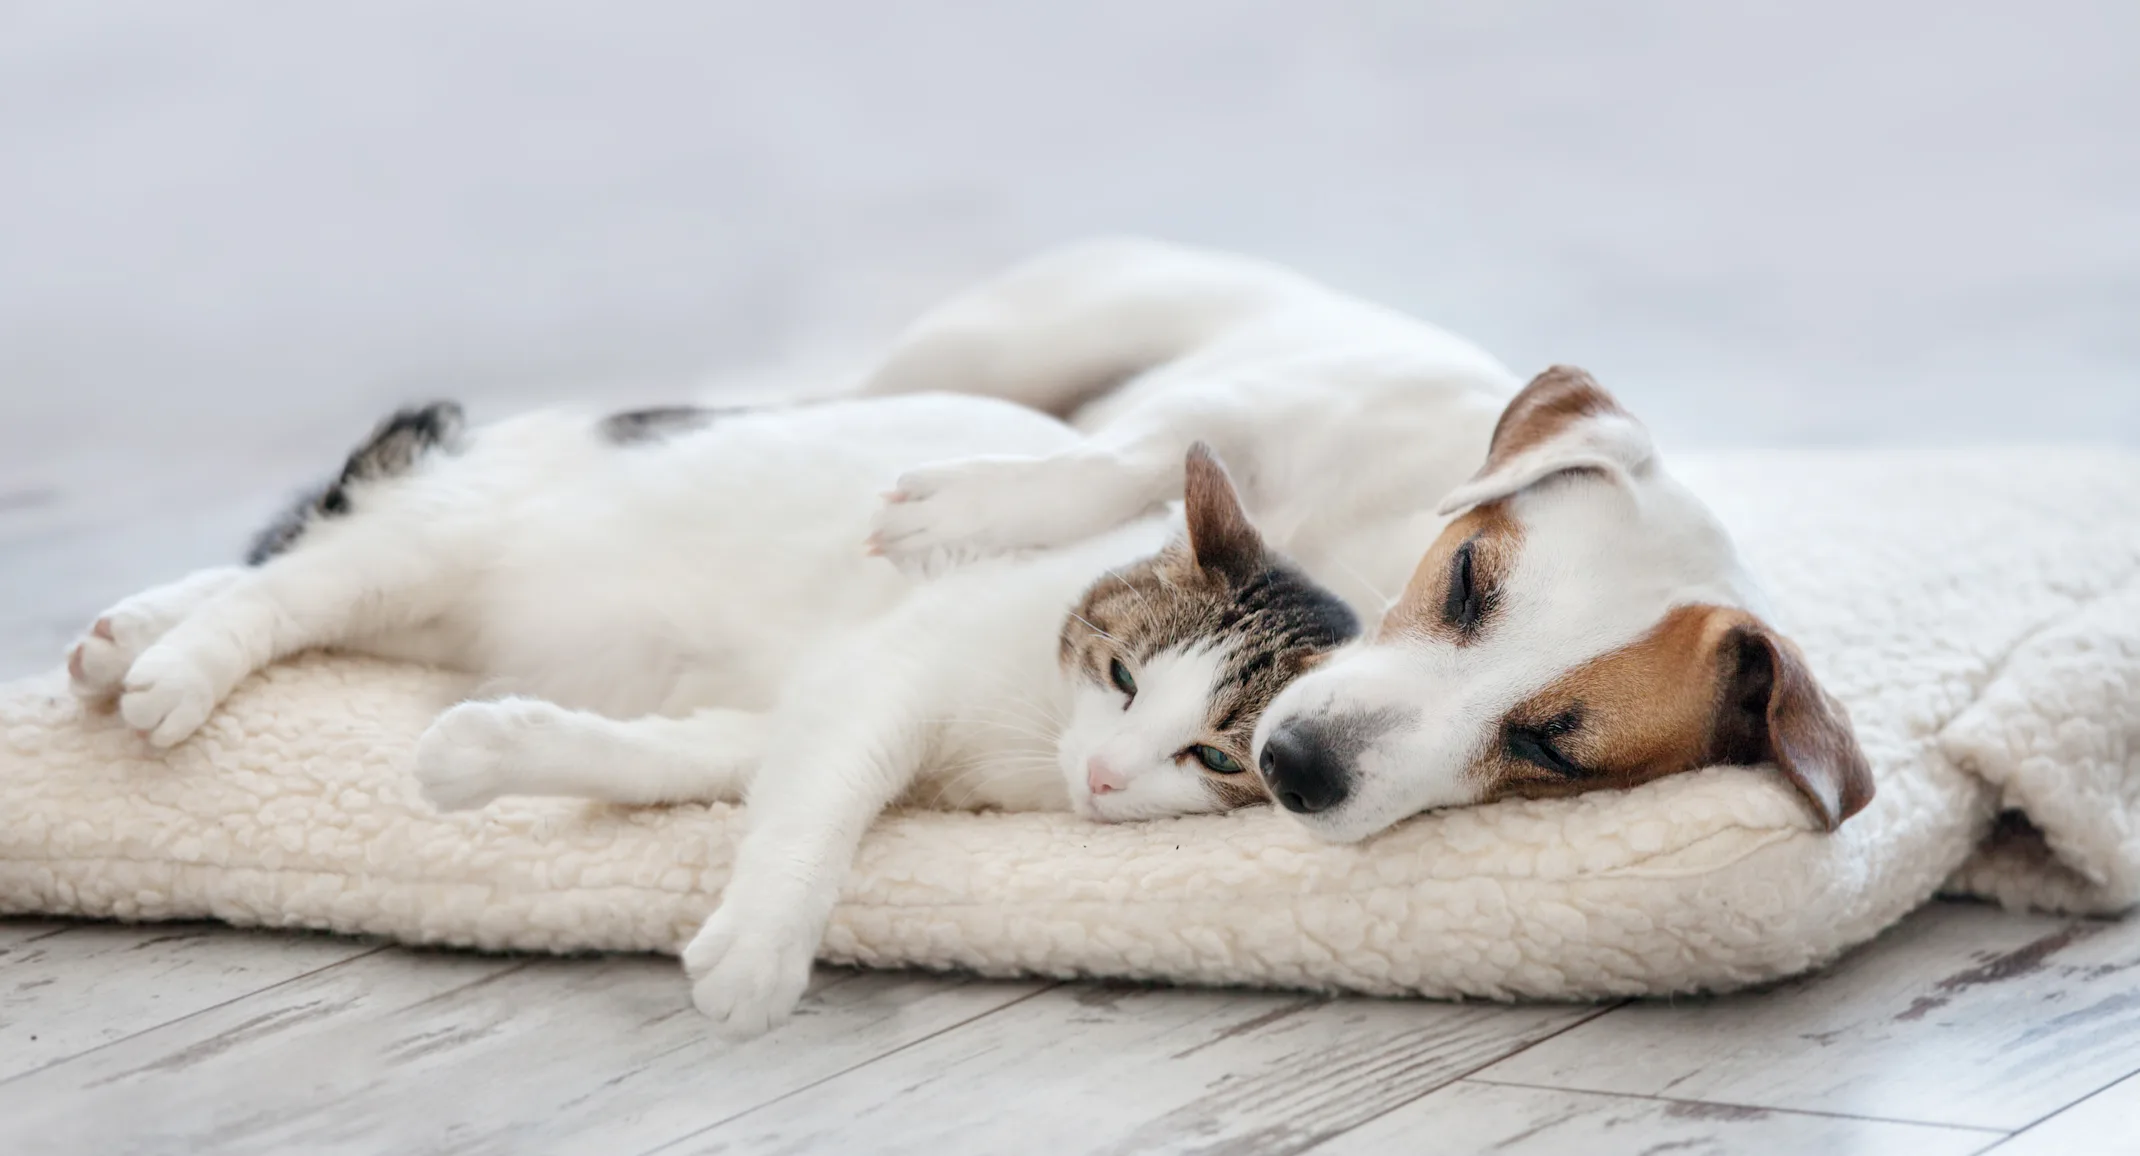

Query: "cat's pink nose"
(1086, 757), (1127, 795)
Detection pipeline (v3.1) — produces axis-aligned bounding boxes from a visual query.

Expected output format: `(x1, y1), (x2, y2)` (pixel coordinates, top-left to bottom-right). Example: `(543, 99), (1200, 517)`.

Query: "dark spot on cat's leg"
(244, 401), (465, 565)
(600, 405), (748, 445)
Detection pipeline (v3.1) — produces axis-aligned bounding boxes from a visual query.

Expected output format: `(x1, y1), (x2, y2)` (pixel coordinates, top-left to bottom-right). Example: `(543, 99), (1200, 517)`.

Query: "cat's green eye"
(1190, 744), (1246, 775)
(1109, 658), (1137, 699)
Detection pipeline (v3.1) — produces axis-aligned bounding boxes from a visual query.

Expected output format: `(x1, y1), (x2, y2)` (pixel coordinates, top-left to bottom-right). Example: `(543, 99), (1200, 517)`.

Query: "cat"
(67, 392), (1358, 1035)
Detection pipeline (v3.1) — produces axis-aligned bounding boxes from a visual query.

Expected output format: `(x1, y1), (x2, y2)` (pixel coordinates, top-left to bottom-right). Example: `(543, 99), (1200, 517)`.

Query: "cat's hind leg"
(117, 403), (476, 746)
(414, 698), (766, 811)
(68, 565), (247, 703)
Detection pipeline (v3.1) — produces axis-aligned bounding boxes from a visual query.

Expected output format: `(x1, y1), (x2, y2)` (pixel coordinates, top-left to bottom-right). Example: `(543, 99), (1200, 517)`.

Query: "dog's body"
(864, 239), (1520, 620)
(861, 238), (1871, 840)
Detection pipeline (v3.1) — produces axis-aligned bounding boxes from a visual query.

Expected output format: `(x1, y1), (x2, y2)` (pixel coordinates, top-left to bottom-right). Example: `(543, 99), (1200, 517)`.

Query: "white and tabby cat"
(67, 393), (1356, 1036)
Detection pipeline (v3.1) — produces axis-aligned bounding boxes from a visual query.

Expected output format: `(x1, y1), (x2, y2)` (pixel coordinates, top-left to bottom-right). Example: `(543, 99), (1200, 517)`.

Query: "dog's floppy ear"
(1710, 620), (1876, 831)
(1183, 442), (1263, 584)
(1437, 365), (1655, 515)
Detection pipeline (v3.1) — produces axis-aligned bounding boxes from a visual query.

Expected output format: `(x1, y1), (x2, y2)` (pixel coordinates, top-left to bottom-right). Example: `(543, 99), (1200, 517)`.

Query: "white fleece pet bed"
(4, 448), (2138, 1000)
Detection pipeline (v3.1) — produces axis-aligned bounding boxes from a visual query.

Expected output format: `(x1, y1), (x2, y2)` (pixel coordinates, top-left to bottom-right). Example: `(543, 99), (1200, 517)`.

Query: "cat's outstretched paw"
(869, 453), (1138, 576)
(69, 566), (248, 707)
(414, 699), (558, 811)
(117, 648), (220, 747)
(683, 903), (818, 1040)
(68, 617), (132, 702)
(70, 607), (173, 703)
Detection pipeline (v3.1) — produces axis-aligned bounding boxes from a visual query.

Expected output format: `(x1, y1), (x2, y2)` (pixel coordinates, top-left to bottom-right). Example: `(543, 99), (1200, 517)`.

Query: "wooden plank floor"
(4, 909), (2137, 1154)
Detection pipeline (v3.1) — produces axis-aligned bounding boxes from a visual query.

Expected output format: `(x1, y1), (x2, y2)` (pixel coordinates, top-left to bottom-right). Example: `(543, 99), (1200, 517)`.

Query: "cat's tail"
(246, 401), (465, 564)
(856, 237), (1321, 419)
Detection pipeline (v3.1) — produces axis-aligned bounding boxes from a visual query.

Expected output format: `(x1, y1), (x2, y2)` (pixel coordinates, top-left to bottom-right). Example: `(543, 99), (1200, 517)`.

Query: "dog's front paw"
(117, 648), (220, 748)
(871, 454), (1130, 575)
(414, 699), (558, 811)
(683, 903), (819, 1040)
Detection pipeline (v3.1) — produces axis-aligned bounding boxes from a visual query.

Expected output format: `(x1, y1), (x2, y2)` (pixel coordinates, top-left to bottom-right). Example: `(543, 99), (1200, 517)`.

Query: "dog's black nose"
(1259, 722), (1352, 814)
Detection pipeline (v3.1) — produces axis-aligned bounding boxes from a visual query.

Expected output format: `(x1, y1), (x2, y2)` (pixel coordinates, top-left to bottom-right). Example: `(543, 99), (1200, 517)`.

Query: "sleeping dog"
(864, 238), (1873, 841)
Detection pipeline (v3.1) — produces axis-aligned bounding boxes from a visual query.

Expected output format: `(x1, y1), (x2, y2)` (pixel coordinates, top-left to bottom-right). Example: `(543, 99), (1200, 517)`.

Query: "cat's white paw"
(70, 567), (248, 708)
(69, 611), (161, 702)
(117, 648), (220, 747)
(870, 454), (1131, 576)
(414, 699), (556, 811)
(683, 903), (818, 1040)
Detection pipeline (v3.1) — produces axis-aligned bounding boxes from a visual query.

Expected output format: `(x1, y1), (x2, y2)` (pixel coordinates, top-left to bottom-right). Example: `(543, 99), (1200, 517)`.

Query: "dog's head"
(1253, 366), (1873, 841)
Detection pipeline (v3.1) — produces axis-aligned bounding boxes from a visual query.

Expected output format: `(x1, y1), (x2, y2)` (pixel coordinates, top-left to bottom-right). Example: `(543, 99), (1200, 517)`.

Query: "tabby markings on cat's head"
(1055, 444), (1359, 822)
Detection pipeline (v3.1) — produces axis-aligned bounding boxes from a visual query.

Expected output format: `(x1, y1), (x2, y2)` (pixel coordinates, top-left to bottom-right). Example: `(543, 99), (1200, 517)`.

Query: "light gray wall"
(1, 2), (2134, 673)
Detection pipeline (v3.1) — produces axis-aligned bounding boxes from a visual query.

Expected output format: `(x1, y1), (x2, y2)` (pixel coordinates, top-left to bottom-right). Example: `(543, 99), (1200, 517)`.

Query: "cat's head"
(1056, 444), (1361, 822)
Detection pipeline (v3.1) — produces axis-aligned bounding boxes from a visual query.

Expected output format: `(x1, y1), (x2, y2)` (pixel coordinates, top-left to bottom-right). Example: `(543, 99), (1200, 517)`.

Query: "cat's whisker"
(956, 720), (1060, 747)
(1103, 567), (1152, 608)
(961, 699), (1064, 728)
(919, 710), (1060, 745)
(1332, 558), (1394, 608)
(927, 756), (1059, 810)
(1068, 611), (1119, 643)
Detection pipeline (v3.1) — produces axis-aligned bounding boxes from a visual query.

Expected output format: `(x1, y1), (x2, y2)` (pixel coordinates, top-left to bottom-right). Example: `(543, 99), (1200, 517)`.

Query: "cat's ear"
(1184, 443), (1264, 584)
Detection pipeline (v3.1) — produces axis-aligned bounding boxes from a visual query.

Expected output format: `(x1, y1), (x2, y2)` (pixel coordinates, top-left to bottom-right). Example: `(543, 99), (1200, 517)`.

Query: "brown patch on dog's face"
(1478, 605), (1731, 801)
(1478, 365), (1627, 473)
(1379, 501), (1523, 646)
(1474, 604), (1875, 829)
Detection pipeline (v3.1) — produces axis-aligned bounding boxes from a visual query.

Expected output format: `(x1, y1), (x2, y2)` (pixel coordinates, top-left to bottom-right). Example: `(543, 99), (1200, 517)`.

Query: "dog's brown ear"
(1438, 366), (1656, 515)
(1711, 621), (1875, 830)
(1183, 442), (1263, 584)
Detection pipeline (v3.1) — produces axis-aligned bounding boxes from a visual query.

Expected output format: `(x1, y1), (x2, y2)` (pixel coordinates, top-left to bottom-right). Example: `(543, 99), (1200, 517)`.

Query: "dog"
(862, 237), (1873, 840)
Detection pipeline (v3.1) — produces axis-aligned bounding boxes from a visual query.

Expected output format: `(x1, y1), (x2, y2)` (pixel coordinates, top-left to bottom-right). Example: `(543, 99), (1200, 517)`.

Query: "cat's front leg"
(415, 698), (767, 810)
(681, 881), (826, 1040)
(68, 566), (247, 703)
(683, 688), (923, 1038)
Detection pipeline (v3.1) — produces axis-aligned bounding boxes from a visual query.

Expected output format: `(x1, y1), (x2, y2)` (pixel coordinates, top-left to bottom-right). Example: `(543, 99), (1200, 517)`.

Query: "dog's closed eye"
(1443, 539), (1493, 637)
(1505, 708), (1586, 777)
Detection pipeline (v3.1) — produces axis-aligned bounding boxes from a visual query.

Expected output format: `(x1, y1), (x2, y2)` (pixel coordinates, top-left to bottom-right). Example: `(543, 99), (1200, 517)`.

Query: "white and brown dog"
(863, 238), (1873, 840)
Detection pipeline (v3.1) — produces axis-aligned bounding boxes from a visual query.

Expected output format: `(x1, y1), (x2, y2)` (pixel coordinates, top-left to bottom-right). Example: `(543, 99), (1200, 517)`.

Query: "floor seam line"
(634, 978), (1066, 1156)
(1461, 1076), (2014, 1134)
(0, 938), (396, 1088)
(1289, 1000), (1628, 1154)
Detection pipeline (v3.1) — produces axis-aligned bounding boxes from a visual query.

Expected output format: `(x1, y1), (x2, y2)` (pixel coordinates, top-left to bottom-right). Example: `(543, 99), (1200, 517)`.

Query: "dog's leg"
(69, 566), (248, 703)
(869, 419), (1208, 573)
(858, 237), (1309, 416)
(862, 240), (1316, 572)
(414, 698), (767, 811)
